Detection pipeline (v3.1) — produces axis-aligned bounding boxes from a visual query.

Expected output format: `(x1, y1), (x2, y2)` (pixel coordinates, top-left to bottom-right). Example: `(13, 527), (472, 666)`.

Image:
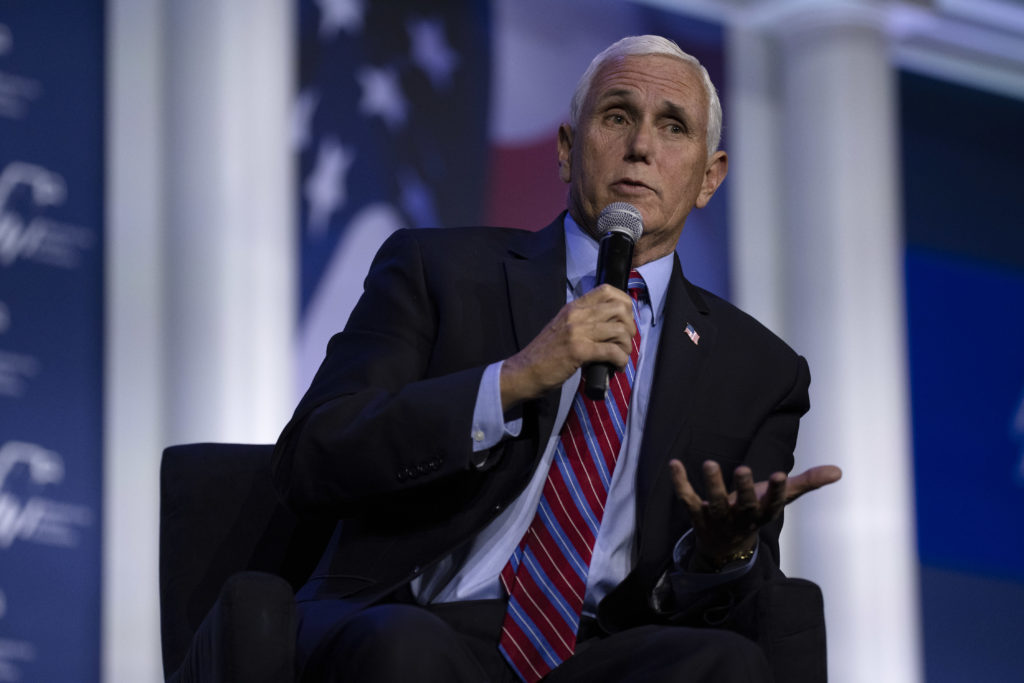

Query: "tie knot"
(627, 269), (646, 301)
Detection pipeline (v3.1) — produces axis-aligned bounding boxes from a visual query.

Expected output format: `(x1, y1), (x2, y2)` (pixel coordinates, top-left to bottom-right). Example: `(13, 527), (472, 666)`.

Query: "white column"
(105, 1), (294, 680)
(104, 1), (165, 680)
(163, 0), (295, 444)
(727, 25), (786, 336)
(728, 3), (922, 682)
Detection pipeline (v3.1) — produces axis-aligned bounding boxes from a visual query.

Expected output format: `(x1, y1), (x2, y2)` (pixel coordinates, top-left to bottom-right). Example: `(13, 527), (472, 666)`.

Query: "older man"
(274, 34), (840, 682)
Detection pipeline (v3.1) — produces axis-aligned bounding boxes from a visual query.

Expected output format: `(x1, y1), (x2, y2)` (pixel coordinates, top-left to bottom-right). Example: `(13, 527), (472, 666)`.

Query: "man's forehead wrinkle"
(589, 58), (705, 111)
(596, 88), (636, 104)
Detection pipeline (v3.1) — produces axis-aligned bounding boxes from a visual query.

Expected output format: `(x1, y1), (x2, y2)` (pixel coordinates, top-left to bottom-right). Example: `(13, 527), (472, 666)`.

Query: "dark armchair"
(159, 443), (828, 682)
(159, 443), (334, 683)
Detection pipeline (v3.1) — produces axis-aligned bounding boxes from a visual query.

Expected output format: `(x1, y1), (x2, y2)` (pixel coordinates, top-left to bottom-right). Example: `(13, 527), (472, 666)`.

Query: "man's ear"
(696, 150), (728, 209)
(557, 123), (574, 184)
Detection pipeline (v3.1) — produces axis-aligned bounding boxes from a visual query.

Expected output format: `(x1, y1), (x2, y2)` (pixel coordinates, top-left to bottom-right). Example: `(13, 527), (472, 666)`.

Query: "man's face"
(558, 54), (728, 264)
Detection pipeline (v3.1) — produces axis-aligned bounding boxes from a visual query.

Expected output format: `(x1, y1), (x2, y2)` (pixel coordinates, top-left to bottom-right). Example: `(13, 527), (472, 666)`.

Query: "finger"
(733, 466), (760, 532)
(585, 283), (635, 306)
(590, 342), (629, 371)
(579, 287), (636, 328)
(702, 460), (729, 517)
(669, 460), (704, 513)
(760, 471), (788, 521)
(591, 320), (634, 347)
(784, 465), (843, 504)
(733, 467), (757, 508)
(566, 307), (634, 347)
(565, 290), (631, 324)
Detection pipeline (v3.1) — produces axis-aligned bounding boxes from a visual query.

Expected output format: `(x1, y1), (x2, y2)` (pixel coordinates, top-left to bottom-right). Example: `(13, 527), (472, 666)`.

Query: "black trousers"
(296, 597), (771, 683)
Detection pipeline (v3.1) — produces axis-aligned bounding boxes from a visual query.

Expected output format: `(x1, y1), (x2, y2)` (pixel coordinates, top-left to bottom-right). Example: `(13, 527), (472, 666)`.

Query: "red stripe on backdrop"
(485, 138), (568, 229)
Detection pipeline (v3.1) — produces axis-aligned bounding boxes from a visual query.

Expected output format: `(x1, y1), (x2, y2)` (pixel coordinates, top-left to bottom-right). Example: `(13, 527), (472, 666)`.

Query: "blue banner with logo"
(0, 3), (104, 681)
(902, 71), (1024, 683)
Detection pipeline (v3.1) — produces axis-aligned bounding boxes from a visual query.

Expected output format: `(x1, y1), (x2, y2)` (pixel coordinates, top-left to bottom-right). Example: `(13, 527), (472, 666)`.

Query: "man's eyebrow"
(660, 100), (690, 124)
(595, 88), (637, 105)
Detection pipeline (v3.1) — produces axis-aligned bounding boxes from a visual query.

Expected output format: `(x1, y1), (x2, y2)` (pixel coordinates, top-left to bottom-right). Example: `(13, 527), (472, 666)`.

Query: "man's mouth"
(614, 178), (654, 194)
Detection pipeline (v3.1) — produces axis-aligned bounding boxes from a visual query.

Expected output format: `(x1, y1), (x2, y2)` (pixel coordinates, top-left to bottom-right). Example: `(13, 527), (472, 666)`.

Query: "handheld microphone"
(583, 202), (644, 400)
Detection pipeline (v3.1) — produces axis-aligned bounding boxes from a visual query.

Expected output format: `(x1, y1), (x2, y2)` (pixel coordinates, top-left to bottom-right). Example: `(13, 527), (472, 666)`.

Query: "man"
(273, 34), (841, 682)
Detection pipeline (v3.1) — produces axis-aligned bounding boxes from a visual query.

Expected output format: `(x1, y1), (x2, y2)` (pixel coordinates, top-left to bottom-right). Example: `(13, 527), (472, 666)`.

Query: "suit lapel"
(503, 217), (566, 350)
(635, 257), (717, 542)
(502, 216), (567, 447)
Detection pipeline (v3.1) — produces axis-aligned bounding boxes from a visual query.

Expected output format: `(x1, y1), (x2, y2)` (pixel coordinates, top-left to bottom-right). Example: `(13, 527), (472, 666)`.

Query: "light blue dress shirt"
(412, 215), (754, 615)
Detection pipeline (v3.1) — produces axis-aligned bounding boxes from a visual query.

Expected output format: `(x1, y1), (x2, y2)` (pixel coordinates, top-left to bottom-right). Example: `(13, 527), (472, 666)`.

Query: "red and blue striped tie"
(498, 270), (646, 682)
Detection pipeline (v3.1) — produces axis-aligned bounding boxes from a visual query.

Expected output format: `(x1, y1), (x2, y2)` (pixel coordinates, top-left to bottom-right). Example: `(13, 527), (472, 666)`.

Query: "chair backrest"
(159, 443), (334, 679)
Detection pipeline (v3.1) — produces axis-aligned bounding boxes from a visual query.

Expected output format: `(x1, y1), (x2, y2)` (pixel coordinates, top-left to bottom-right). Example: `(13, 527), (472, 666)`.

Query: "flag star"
(357, 65), (407, 130)
(292, 89), (320, 150)
(408, 18), (459, 90)
(304, 137), (354, 236)
(398, 168), (439, 228)
(315, 0), (364, 39)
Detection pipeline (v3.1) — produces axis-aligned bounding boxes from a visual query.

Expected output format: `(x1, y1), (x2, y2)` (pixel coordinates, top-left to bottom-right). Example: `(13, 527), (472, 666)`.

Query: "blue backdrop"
(902, 71), (1024, 683)
(0, 3), (104, 681)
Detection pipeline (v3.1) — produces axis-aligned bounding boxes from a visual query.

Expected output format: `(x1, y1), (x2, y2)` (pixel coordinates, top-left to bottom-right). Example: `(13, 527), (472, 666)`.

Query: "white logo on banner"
(0, 351), (36, 399)
(0, 162), (94, 269)
(0, 585), (37, 682)
(0, 300), (38, 399)
(0, 637), (35, 683)
(0, 24), (42, 121)
(1, 583), (37, 683)
(0, 441), (92, 550)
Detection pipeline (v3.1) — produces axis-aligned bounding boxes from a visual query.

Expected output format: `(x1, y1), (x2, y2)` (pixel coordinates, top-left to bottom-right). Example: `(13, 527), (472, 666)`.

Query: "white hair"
(569, 35), (722, 157)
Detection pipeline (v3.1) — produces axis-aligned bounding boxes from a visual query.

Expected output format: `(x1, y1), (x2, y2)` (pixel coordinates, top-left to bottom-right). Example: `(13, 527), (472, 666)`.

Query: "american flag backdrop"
(294, 0), (492, 390)
(294, 0), (730, 392)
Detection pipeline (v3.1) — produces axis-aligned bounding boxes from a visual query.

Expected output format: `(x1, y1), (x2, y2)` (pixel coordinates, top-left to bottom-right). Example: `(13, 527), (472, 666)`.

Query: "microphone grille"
(596, 202), (643, 242)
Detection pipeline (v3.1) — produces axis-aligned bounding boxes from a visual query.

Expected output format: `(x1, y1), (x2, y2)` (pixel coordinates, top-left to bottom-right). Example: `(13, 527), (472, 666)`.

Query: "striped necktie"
(498, 270), (646, 682)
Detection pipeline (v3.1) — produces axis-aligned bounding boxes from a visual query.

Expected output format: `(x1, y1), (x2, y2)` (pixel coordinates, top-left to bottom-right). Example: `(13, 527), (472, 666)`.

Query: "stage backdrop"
(294, 0), (729, 392)
(901, 71), (1024, 683)
(0, 3), (104, 682)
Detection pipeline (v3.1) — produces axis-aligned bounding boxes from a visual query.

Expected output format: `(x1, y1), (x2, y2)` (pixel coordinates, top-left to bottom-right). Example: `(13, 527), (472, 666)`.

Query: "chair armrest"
(168, 572), (296, 683)
(752, 578), (828, 683)
(159, 443), (332, 679)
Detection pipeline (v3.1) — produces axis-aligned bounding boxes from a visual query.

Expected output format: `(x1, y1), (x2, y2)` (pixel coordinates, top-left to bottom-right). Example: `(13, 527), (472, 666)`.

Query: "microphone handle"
(583, 232), (635, 400)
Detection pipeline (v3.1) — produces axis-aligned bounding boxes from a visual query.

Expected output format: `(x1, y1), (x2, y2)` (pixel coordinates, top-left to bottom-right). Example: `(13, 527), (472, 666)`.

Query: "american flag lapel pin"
(685, 322), (700, 346)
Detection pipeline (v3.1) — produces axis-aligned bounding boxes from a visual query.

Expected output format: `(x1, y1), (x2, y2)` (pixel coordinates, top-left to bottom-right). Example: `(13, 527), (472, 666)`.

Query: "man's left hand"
(668, 459), (842, 570)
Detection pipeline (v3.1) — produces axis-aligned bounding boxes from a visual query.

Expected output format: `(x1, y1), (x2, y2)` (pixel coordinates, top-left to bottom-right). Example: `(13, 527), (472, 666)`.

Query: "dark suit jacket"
(272, 215), (810, 634)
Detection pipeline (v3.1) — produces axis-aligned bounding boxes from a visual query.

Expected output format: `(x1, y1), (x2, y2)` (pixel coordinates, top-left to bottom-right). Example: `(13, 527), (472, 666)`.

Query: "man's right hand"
(500, 284), (636, 411)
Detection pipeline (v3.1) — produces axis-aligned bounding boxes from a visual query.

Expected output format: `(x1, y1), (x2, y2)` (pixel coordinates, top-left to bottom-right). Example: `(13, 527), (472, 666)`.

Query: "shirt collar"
(564, 213), (672, 326)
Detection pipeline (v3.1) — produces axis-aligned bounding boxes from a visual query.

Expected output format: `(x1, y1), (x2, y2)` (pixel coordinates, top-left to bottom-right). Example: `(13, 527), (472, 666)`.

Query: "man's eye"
(667, 123), (685, 135)
(607, 113), (627, 125)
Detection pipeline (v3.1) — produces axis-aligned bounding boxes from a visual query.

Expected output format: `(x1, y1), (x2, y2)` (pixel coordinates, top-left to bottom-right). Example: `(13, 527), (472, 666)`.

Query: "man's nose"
(625, 124), (653, 163)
